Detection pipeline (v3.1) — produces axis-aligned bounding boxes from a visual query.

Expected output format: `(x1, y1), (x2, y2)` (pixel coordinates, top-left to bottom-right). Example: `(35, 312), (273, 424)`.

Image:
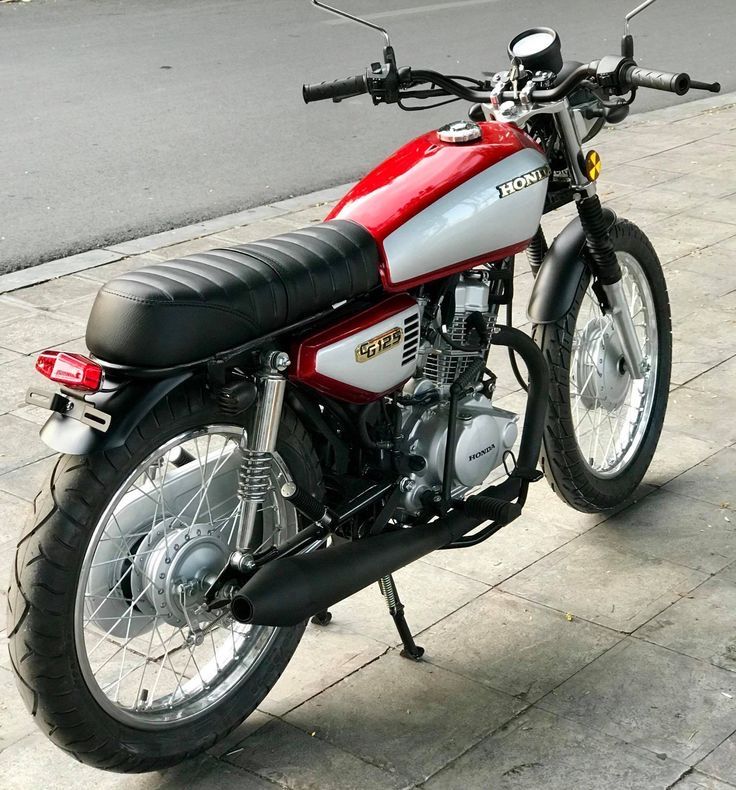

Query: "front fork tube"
(576, 193), (646, 380)
(556, 103), (645, 379)
(237, 364), (288, 548)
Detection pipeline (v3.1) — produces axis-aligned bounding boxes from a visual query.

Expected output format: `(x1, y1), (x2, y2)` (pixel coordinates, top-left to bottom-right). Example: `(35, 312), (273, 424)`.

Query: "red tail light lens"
(35, 350), (103, 392)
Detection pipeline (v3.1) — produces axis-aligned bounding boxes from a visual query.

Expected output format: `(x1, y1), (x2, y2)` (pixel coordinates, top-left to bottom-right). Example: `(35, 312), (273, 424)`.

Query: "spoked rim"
(570, 251), (659, 478)
(74, 425), (298, 728)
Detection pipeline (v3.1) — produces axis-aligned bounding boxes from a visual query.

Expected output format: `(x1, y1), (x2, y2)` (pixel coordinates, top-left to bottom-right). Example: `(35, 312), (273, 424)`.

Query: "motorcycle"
(7, 0), (721, 773)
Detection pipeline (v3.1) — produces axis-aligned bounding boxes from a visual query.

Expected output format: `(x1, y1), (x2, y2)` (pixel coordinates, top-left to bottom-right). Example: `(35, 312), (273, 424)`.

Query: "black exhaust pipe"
(231, 326), (548, 628)
(231, 492), (491, 627)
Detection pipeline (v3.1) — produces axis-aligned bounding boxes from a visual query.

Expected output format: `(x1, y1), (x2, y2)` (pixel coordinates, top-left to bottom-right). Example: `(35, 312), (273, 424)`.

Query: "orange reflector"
(586, 149), (602, 181)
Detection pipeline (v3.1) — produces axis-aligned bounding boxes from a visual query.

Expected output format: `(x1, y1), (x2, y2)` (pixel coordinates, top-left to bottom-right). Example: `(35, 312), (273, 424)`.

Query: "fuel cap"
(437, 120), (482, 144)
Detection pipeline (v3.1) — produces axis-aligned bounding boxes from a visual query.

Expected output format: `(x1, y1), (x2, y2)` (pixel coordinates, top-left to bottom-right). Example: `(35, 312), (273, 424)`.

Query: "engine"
(396, 268), (519, 514)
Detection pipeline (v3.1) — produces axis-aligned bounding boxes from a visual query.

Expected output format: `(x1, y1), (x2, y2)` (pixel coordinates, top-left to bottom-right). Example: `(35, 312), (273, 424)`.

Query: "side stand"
(378, 574), (424, 661)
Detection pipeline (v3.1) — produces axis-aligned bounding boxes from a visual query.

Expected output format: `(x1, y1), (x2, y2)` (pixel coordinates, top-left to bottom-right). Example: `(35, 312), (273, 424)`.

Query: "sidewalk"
(1, 94), (736, 789)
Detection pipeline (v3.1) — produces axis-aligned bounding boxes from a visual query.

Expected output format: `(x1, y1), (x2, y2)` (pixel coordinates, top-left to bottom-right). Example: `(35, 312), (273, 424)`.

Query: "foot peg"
(462, 495), (522, 524)
(378, 575), (424, 661)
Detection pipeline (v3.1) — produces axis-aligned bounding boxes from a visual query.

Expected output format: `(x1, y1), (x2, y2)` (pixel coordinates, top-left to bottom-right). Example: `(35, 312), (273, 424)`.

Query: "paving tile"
(521, 475), (652, 536)
(146, 234), (228, 261)
(665, 265), (736, 323)
(422, 511), (579, 587)
(327, 560), (488, 648)
(636, 577), (736, 672)
(6, 274), (100, 311)
(666, 386), (736, 447)
(0, 666), (37, 751)
(672, 307), (736, 384)
(423, 706), (687, 790)
(655, 215), (736, 250)
(421, 589), (621, 703)
(0, 354), (37, 416)
(698, 732), (736, 786)
(0, 297), (36, 326)
(598, 488), (735, 574)
(641, 141), (736, 175)
(664, 446), (736, 508)
(646, 429), (720, 488)
(644, 233), (703, 265)
(604, 162), (684, 191)
(279, 205), (332, 226)
(270, 183), (353, 212)
(0, 414), (54, 476)
(194, 202), (289, 235)
(672, 770), (736, 790)
(286, 651), (522, 783)
(0, 455), (55, 502)
(52, 292), (96, 322)
(686, 356), (736, 399)
(77, 254), (160, 283)
(210, 216), (305, 244)
(0, 490), (29, 545)
(0, 347), (21, 366)
(500, 529), (707, 632)
(225, 718), (405, 789)
(0, 312), (84, 355)
(258, 621), (387, 716)
(538, 638), (736, 764)
(0, 733), (274, 789)
(207, 710), (273, 759)
(0, 249), (122, 294)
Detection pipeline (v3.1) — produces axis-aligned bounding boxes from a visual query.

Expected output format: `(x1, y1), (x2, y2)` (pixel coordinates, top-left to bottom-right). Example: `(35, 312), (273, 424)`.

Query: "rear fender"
(527, 208), (616, 324)
(39, 372), (193, 455)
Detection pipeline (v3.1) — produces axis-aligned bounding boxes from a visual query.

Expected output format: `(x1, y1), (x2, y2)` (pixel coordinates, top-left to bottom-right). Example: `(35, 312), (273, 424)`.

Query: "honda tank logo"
(496, 165), (551, 198)
(469, 444), (495, 462)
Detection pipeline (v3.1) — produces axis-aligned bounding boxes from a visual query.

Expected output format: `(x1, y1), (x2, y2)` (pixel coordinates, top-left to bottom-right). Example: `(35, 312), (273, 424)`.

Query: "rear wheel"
(532, 220), (671, 512)
(7, 380), (321, 772)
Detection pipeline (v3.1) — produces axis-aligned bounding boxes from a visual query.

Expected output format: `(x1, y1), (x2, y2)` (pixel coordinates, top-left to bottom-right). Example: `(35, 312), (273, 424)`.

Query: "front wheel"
(532, 219), (672, 512)
(7, 381), (322, 772)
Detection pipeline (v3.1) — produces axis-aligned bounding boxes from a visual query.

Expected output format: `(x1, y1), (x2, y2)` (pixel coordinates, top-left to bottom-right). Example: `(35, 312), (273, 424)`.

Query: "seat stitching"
(99, 289), (261, 330)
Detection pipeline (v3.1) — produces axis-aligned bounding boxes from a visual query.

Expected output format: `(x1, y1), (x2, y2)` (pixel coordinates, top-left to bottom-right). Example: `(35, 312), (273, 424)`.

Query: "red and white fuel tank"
(327, 120), (550, 291)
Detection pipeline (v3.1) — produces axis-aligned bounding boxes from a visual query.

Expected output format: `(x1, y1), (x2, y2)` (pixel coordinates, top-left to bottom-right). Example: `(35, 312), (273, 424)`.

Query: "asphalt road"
(1, 0), (733, 272)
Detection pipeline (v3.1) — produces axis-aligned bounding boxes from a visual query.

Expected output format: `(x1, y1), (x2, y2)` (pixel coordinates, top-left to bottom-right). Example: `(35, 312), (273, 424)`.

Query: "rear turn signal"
(36, 350), (103, 392)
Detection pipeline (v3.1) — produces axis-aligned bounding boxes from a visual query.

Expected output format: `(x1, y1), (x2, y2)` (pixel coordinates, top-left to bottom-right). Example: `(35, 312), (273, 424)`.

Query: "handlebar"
(303, 74), (368, 103)
(303, 57), (720, 108)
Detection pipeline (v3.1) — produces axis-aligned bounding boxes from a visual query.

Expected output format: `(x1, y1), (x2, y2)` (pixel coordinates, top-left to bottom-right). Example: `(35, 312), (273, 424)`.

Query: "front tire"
(7, 380), (322, 772)
(532, 219), (671, 512)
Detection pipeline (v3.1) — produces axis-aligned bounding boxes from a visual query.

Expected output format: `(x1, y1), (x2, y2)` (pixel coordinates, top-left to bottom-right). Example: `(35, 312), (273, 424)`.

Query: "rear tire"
(532, 220), (671, 512)
(7, 379), (322, 772)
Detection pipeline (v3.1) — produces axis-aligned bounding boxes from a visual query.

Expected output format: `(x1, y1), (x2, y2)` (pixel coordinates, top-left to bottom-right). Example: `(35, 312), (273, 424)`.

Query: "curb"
(1, 91), (733, 296)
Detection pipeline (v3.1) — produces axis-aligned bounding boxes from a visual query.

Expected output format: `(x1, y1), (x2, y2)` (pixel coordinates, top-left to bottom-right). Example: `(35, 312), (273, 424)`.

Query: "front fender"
(527, 208), (617, 324)
(39, 372), (194, 455)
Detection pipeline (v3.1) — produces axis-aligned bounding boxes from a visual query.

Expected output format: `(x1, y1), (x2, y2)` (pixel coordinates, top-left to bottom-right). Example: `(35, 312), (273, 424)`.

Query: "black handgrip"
(624, 66), (690, 95)
(303, 73), (368, 103)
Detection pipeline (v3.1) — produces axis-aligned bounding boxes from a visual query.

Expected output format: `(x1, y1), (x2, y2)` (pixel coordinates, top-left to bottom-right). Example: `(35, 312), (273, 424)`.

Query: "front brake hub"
(575, 317), (631, 412)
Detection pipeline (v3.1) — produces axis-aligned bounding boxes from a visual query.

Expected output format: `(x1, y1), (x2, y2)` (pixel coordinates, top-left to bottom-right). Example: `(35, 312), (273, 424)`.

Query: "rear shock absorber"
(237, 352), (290, 545)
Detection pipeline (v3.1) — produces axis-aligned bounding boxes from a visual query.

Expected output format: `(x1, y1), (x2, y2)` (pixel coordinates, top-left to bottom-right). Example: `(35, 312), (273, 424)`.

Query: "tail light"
(35, 350), (104, 392)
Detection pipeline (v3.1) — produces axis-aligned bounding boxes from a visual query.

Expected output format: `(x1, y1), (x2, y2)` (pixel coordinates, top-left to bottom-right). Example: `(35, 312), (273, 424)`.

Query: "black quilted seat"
(86, 220), (381, 368)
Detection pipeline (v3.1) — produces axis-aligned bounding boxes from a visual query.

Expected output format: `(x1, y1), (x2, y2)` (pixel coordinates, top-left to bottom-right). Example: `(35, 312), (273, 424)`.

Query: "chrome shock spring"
(378, 575), (398, 609)
(237, 448), (273, 503)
